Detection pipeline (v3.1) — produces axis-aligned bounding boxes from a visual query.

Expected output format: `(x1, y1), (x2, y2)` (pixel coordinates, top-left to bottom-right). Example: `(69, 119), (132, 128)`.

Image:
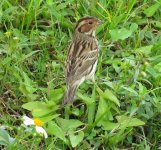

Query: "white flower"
(23, 116), (48, 138)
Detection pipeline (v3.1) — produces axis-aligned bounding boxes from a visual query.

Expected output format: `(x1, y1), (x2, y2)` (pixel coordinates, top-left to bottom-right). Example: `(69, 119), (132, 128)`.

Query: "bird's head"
(75, 16), (102, 36)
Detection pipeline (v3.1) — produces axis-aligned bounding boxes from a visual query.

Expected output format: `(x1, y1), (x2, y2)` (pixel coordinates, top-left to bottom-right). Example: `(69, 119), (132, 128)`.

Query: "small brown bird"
(64, 16), (102, 104)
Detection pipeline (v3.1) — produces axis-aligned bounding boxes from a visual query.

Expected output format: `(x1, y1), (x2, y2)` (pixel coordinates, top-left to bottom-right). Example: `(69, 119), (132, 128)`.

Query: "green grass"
(0, 0), (161, 149)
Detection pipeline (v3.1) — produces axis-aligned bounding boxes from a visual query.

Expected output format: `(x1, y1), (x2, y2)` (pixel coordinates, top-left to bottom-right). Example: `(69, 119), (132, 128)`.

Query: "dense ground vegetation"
(0, 0), (161, 149)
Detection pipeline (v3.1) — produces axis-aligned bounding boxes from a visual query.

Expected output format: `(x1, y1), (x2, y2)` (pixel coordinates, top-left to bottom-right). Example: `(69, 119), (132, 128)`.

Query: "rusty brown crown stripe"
(75, 16), (98, 30)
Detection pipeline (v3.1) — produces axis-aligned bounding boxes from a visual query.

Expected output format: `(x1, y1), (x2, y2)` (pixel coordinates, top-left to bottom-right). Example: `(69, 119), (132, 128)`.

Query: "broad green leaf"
(22, 71), (37, 94)
(88, 102), (96, 124)
(102, 116), (144, 131)
(102, 121), (120, 130)
(116, 115), (145, 127)
(48, 88), (64, 103)
(96, 87), (120, 106)
(146, 66), (158, 78)
(22, 101), (44, 111)
(47, 121), (66, 142)
(130, 23), (138, 32)
(56, 118), (84, 132)
(105, 89), (120, 106)
(69, 130), (84, 148)
(154, 62), (161, 72)
(122, 86), (138, 96)
(18, 71), (38, 101)
(0, 129), (14, 146)
(88, 86), (96, 124)
(0, 129), (9, 145)
(95, 97), (108, 126)
(70, 107), (80, 116)
(22, 101), (58, 117)
(32, 108), (54, 117)
(109, 28), (132, 42)
(40, 114), (60, 123)
(108, 128), (129, 145)
(135, 45), (153, 55)
(144, 3), (161, 17)
(77, 92), (94, 105)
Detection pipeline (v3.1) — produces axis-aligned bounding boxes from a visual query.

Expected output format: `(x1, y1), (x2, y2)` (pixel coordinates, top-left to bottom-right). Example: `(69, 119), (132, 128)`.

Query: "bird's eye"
(88, 21), (93, 24)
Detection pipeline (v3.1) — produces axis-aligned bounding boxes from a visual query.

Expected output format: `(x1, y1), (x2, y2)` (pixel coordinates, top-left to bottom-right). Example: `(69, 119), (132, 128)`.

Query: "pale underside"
(64, 31), (99, 103)
(66, 34), (99, 87)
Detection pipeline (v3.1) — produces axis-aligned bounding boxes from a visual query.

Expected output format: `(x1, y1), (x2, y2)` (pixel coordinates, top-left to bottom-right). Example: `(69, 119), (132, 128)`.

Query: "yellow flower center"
(34, 118), (43, 126)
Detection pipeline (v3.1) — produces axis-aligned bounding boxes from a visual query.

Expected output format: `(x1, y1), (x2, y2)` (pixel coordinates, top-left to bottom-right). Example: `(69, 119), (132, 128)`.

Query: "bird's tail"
(63, 84), (77, 104)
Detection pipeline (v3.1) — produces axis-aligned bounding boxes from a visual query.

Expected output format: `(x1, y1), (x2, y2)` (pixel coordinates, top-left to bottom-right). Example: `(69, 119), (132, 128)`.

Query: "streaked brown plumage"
(64, 16), (102, 104)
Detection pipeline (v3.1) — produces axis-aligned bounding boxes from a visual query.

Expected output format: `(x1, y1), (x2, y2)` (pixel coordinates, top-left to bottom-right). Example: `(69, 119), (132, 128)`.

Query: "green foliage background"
(0, 0), (161, 149)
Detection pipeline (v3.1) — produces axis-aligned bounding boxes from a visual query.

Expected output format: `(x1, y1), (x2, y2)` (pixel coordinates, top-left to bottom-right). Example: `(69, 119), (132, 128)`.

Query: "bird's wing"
(66, 39), (99, 83)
